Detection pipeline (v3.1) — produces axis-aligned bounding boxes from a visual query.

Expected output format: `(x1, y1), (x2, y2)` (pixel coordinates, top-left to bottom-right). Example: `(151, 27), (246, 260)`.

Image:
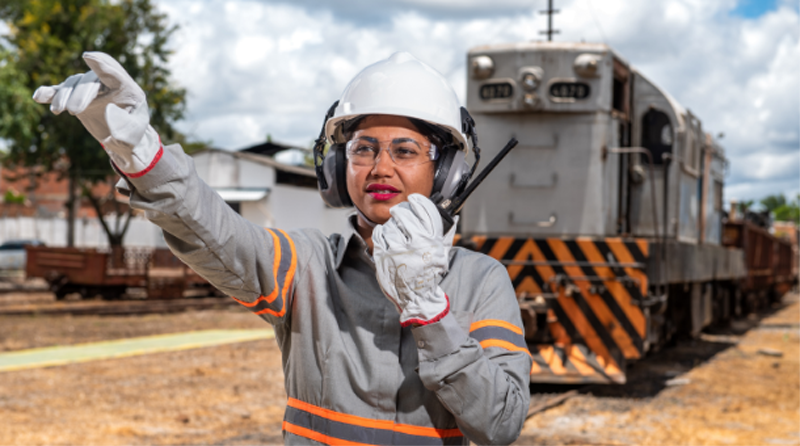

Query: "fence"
(0, 215), (167, 248)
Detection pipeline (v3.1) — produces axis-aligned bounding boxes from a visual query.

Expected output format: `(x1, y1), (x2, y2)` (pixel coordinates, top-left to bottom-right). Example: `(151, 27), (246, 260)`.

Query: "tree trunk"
(66, 172), (76, 247)
(84, 183), (134, 269)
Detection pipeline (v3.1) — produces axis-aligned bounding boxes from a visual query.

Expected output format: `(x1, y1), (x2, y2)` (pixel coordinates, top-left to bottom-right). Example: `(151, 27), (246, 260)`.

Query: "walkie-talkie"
(432, 137), (518, 233)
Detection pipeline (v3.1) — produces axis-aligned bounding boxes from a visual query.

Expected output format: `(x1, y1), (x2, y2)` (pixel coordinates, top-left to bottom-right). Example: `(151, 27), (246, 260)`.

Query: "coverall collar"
(335, 212), (373, 270)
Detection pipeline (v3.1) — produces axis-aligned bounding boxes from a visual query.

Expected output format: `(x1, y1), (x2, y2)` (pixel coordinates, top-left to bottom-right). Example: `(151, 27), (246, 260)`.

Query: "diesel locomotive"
(459, 41), (797, 384)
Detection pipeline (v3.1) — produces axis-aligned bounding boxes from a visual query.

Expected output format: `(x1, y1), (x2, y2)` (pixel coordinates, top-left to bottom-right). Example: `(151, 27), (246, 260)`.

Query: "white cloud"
(156, 0), (799, 201)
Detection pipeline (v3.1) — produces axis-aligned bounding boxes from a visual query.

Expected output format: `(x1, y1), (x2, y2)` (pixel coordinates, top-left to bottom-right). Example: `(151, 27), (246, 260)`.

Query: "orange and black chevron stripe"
(458, 236), (649, 384)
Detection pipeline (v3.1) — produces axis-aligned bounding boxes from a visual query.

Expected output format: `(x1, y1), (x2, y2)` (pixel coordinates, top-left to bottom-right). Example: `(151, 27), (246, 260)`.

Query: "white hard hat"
(324, 51), (472, 155)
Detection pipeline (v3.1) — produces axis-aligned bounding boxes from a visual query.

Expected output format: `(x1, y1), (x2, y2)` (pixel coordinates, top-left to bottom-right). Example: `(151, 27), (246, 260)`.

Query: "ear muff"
(314, 101), (353, 208)
(432, 147), (470, 202)
(319, 143), (352, 208)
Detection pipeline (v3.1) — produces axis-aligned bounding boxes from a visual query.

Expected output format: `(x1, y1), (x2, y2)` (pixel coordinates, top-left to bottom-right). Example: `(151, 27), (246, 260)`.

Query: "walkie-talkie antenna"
(434, 138), (518, 232)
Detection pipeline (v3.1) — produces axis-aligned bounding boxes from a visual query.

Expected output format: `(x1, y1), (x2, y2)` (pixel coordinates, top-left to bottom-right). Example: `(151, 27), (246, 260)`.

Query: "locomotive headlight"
(470, 55), (494, 80)
(519, 67), (544, 91)
(523, 92), (540, 107)
(573, 53), (602, 77)
(522, 73), (538, 89)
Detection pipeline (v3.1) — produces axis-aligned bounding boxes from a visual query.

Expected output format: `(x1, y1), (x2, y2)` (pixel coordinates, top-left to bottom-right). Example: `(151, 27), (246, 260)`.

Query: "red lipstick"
(366, 184), (400, 201)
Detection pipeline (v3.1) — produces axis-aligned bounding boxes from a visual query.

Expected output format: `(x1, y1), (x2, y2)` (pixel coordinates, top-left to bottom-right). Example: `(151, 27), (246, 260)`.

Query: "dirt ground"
(0, 291), (798, 445)
(516, 292), (800, 445)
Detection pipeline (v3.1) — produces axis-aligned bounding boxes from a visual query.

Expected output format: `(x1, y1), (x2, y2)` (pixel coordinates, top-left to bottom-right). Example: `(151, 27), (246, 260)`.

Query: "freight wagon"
(25, 246), (223, 300)
(459, 41), (797, 384)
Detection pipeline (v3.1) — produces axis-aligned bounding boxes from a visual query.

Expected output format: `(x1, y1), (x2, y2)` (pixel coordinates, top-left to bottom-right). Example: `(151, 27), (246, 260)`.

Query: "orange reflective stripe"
(392, 424), (463, 438)
(283, 421), (372, 446)
(286, 398), (463, 439)
(265, 228), (283, 304)
(469, 319), (523, 335)
(277, 228), (297, 304)
(234, 229), (297, 318)
(230, 229), (282, 308)
(288, 398), (394, 430)
(479, 339), (532, 357)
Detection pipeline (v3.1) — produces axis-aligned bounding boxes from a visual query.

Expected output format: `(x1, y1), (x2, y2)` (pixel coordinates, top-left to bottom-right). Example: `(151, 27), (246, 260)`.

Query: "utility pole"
(539, 0), (560, 41)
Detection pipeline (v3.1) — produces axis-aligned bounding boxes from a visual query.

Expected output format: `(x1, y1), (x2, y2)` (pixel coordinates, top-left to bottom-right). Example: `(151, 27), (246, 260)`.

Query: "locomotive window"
(612, 59), (630, 116)
(641, 109), (672, 164)
(612, 78), (625, 112)
(714, 180), (723, 212)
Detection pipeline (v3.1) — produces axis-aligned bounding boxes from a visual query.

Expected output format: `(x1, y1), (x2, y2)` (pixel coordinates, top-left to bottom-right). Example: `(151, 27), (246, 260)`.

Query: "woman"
(34, 51), (531, 445)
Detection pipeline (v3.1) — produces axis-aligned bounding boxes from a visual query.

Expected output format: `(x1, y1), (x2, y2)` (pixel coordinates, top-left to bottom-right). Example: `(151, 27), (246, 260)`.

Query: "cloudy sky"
(134, 0), (800, 203)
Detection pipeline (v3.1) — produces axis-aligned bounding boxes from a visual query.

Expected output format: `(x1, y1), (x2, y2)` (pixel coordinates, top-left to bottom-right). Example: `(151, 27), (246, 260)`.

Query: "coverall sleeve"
(411, 260), (532, 445)
(118, 143), (302, 325)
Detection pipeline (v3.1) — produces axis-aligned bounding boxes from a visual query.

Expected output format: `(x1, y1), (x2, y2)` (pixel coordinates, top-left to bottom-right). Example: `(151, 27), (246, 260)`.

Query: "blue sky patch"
(731, 0), (779, 18)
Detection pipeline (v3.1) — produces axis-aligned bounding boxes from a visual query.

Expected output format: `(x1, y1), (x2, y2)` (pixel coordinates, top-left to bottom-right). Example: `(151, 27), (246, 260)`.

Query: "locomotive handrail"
(606, 147), (665, 296)
(545, 274), (642, 288)
(508, 213), (557, 227)
(499, 259), (646, 269)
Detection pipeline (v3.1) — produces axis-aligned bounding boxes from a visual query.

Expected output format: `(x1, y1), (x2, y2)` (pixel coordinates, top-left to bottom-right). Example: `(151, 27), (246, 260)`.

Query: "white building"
(191, 148), (352, 236)
(0, 148), (352, 249)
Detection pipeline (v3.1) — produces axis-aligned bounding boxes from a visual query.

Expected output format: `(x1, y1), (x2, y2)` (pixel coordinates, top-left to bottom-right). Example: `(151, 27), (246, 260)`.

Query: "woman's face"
(346, 115), (436, 225)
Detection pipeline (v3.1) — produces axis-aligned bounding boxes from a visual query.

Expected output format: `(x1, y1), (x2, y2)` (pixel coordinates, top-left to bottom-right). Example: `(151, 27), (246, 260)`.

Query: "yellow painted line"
(0, 329), (274, 372)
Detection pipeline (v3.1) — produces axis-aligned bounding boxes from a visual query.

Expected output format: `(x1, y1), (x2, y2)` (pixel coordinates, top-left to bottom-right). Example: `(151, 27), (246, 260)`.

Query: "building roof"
(238, 140), (304, 157)
(192, 147), (319, 190)
(192, 147), (316, 178)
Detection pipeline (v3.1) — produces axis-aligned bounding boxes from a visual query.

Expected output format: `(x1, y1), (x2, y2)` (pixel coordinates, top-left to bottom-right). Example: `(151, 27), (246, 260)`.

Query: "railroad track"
(526, 388), (584, 419)
(0, 296), (238, 317)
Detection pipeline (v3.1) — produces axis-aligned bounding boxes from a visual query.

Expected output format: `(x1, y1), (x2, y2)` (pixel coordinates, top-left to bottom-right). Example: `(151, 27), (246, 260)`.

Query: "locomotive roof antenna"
(584, 0), (608, 44)
(539, 0), (560, 41)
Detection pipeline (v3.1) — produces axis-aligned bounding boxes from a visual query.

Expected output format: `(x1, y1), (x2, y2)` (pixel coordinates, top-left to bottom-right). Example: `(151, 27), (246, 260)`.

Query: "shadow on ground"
(530, 298), (792, 402)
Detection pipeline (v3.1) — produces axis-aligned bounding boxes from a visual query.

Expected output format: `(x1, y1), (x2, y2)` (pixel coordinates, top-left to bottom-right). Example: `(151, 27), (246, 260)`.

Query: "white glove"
(32, 51), (161, 176)
(373, 194), (458, 327)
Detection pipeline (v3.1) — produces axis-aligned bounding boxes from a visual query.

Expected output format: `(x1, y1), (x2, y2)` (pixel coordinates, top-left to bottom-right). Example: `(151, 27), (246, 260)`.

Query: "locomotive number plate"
(480, 82), (514, 100)
(549, 82), (591, 100)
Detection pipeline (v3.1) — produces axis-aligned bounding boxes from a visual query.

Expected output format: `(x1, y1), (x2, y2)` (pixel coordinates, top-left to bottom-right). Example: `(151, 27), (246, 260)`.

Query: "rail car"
(25, 246), (224, 300)
(459, 41), (797, 384)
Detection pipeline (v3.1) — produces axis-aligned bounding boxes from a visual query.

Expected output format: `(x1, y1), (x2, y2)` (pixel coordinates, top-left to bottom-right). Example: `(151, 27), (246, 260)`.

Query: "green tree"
(772, 203), (800, 223)
(760, 194), (787, 213)
(737, 199), (754, 214)
(0, 0), (207, 247)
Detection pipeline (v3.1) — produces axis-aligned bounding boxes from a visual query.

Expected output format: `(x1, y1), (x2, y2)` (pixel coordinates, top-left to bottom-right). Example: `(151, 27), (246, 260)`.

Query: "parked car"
(0, 240), (46, 270)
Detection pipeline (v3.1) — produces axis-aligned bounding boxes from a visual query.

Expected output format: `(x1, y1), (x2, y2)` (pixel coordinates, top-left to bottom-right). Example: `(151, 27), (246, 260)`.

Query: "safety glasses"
(345, 137), (439, 167)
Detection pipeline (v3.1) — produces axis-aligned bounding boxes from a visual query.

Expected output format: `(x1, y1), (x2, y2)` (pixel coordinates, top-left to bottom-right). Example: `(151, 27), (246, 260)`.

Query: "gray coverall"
(118, 143), (532, 445)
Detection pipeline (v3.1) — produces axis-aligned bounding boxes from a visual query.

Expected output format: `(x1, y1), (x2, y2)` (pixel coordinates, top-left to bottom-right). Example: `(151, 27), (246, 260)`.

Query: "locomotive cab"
(464, 42), (632, 237)
(461, 42), (748, 384)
